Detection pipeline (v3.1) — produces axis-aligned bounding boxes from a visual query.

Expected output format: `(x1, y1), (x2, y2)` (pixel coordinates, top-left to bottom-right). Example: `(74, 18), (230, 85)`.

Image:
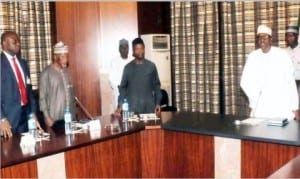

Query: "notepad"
(267, 118), (289, 127)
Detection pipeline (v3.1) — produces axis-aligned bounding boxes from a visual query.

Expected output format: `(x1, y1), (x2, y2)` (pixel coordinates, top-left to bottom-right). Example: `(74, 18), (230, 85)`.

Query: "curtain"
(171, 2), (220, 113)
(0, 2), (53, 89)
(222, 2), (300, 116)
(171, 2), (300, 115)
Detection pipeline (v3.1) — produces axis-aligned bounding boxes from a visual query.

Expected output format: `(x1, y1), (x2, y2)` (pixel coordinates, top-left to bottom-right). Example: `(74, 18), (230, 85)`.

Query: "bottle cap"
(28, 113), (34, 118)
(65, 106), (70, 112)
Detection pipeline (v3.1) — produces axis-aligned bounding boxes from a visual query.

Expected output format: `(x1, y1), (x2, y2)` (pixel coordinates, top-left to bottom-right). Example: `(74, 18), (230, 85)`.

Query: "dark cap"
(132, 37), (144, 47)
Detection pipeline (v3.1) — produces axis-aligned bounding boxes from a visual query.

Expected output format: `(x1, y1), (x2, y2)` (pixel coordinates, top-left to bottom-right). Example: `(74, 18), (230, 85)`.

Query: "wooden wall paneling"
(162, 130), (214, 178)
(74, 2), (101, 118)
(141, 129), (164, 177)
(65, 140), (114, 177)
(65, 142), (99, 177)
(241, 140), (300, 178)
(55, 2), (101, 118)
(1, 160), (38, 178)
(93, 140), (114, 177)
(65, 133), (141, 177)
(111, 132), (141, 177)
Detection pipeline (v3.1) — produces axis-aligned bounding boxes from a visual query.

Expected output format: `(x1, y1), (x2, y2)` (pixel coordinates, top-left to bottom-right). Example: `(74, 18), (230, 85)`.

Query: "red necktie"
(12, 57), (28, 105)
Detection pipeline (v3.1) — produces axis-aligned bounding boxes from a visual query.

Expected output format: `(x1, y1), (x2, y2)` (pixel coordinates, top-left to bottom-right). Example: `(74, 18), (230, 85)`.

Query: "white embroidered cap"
(286, 24), (298, 34)
(257, 25), (272, 36)
(53, 41), (68, 54)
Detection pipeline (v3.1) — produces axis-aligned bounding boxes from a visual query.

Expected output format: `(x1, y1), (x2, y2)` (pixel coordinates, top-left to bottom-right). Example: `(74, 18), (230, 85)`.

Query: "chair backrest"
(160, 89), (177, 112)
(160, 89), (169, 106)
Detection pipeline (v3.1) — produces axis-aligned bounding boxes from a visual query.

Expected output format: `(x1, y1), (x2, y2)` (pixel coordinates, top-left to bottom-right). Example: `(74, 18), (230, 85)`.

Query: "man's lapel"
(1, 52), (19, 86)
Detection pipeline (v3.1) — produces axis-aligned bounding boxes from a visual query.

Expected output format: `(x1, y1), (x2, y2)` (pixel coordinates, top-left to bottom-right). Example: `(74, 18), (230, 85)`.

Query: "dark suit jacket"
(0, 52), (36, 133)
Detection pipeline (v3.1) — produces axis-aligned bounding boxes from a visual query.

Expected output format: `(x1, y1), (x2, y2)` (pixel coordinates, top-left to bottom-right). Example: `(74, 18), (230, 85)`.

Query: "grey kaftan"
(39, 65), (75, 121)
(118, 59), (162, 113)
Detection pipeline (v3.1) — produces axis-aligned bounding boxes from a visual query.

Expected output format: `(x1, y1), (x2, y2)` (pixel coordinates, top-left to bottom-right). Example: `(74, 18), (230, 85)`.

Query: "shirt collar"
(3, 51), (17, 61)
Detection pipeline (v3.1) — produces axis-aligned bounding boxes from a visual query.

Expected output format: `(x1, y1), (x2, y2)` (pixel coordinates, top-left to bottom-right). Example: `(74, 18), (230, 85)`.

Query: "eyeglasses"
(257, 35), (271, 41)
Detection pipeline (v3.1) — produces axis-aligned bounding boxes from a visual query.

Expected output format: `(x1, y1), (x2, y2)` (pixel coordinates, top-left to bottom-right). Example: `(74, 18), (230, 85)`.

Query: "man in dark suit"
(0, 31), (42, 138)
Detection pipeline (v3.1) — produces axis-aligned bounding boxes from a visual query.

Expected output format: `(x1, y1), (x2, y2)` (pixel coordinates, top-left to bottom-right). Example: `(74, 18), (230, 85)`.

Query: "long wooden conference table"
(1, 112), (300, 178)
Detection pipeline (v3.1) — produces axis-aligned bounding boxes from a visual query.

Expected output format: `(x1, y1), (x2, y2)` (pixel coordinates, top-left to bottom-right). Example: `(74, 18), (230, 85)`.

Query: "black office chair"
(160, 89), (177, 112)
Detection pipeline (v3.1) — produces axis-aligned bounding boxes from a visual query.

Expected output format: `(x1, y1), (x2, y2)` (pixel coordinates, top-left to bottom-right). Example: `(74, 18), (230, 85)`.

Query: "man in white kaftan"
(285, 24), (300, 80)
(108, 39), (131, 109)
(285, 24), (300, 114)
(240, 25), (299, 120)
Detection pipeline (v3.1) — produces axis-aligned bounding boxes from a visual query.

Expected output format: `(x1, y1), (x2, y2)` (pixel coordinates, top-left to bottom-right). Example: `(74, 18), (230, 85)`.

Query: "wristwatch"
(1, 118), (6, 123)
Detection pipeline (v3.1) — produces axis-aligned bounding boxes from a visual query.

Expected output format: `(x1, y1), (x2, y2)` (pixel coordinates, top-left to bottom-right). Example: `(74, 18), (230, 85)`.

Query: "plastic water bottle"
(122, 98), (129, 122)
(28, 113), (37, 138)
(64, 107), (72, 135)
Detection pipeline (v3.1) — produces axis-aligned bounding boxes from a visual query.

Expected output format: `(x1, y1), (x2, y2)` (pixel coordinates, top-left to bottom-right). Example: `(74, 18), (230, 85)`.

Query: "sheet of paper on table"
(21, 132), (51, 142)
(139, 113), (160, 121)
(240, 118), (266, 126)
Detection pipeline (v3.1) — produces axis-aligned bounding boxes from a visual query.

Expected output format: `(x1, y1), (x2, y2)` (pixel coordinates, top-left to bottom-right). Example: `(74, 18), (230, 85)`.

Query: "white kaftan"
(286, 45), (300, 80)
(108, 56), (131, 109)
(240, 47), (298, 119)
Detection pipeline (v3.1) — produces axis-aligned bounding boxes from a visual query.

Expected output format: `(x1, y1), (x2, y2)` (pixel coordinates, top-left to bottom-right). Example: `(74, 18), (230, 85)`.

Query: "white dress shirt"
(3, 51), (26, 84)
(3, 51), (26, 105)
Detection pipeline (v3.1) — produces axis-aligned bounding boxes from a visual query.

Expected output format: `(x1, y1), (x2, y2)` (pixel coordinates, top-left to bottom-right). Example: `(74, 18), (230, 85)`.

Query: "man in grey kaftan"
(39, 41), (75, 127)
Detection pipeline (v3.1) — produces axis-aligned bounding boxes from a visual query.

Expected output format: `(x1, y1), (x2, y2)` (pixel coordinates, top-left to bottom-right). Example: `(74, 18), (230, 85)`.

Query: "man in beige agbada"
(39, 41), (76, 127)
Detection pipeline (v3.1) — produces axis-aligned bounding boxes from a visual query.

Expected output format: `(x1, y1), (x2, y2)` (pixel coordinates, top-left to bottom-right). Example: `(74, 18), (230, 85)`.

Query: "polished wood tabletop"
(1, 115), (145, 168)
(161, 111), (300, 146)
(2, 111), (299, 170)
